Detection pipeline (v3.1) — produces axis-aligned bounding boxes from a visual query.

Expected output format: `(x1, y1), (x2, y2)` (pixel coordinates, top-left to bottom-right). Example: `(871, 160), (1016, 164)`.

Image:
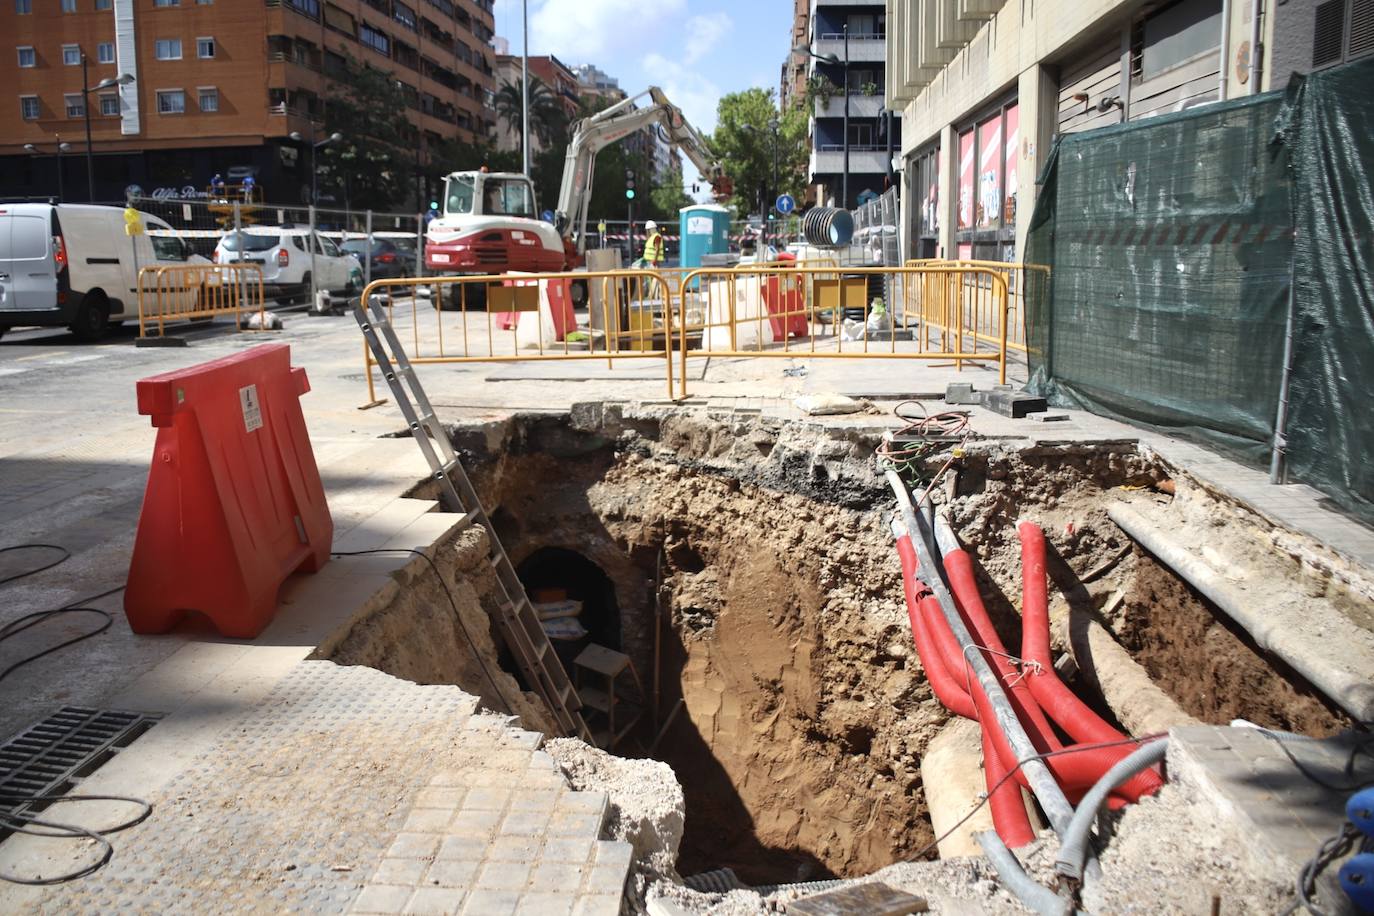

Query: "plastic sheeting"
(1276, 60), (1374, 518)
(1025, 55), (1374, 520)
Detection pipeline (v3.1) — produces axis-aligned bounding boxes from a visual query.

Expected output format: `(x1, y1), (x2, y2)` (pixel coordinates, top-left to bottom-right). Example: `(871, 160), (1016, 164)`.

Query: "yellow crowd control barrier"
(357, 269), (676, 408)
(356, 263), (1012, 405)
(673, 263), (1009, 399)
(136, 264), (266, 339)
(904, 259), (1050, 354)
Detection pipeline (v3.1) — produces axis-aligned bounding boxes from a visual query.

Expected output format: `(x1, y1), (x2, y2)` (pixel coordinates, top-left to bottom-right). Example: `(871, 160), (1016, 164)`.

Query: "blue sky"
(491, 0), (796, 193)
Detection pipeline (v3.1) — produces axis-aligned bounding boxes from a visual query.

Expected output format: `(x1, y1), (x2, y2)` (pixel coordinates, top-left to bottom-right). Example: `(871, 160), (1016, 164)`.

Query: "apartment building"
(492, 52), (580, 155)
(779, 0), (809, 112)
(0, 0), (496, 204)
(800, 0), (901, 209)
(887, 0), (1374, 261)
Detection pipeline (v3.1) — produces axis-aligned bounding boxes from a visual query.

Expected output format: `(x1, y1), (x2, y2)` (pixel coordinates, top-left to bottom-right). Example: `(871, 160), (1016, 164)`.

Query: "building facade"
(802, 0), (901, 209)
(492, 52), (580, 155)
(0, 0), (496, 205)
(888, 0), (1373, 262)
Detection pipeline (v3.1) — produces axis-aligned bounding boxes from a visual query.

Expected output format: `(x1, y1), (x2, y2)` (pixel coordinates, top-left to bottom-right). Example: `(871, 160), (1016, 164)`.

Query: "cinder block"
(944, 383), (980, 405)
(981, 389), (1048, 418)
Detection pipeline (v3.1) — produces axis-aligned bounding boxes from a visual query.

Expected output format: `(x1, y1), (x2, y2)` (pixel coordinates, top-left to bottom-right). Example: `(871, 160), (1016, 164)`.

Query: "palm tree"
(494, 77), (569, 148)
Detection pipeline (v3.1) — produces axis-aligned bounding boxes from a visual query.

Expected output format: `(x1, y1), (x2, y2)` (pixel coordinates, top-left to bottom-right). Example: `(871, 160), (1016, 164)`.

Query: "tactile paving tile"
(35, 661), (531, 914)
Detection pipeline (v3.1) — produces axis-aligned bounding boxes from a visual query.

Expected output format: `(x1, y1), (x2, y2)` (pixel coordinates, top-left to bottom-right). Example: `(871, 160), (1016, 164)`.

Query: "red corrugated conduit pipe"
(1017, 520), (1164, 803)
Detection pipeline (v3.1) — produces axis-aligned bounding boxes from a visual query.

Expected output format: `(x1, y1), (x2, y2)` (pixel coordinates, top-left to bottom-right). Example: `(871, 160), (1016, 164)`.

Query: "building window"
(65, 93), (85, 118)
(96, 0), (112, 8)
(14, 0), (32, 14)
(155, 39), (182, 60)
(1138, 0), (1223, 79)
(198, 87), (218, 111)
(196, 0), (214, 4)
(360, 24), (389, 55)
(20, 95), (39, 120)
(62, 0), (76, 11)
(100, 93), (119, 116)
(98, 42), (115, 63)
(285, 0), (318, 17)
(153, 0), (180, 7)
(63, 44), (82, 66)
(156, 89), (185, 114)
(393, 1), (416, 30)
(17, 46), (35, 68)
(197, 37), (215, 59)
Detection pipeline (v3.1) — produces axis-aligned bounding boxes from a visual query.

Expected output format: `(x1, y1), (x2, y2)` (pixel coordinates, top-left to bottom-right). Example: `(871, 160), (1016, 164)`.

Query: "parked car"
(340, 235), (418, 282)
(214, 227), (360, 300)
(0, 202), (207, 341)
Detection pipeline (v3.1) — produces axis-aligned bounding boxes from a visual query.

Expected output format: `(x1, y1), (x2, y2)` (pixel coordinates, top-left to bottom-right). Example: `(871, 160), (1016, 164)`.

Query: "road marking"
(14, 350), (66, 362)
(0, 368), (30, 377)
(44, 354), (105, 366)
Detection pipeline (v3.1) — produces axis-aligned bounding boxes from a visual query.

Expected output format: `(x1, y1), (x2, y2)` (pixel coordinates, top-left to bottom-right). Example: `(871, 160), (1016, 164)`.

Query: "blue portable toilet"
(679, 204), (730, 269)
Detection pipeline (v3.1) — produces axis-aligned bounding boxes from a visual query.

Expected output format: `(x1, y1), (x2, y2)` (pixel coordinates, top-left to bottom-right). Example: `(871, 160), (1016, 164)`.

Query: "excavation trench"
(322, 407), (1356, 887)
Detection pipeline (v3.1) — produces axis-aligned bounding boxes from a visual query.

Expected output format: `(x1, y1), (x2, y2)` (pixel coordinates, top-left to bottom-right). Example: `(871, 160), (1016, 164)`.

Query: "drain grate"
(0, 706), (160, 838)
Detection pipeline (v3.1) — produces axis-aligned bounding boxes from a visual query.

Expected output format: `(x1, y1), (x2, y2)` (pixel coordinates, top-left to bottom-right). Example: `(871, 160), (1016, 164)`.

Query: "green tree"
(317, 59), (417, 211)
(710, 88), (808, 218)
(647, 161), (692, 222)
(494, 76), (569, 147)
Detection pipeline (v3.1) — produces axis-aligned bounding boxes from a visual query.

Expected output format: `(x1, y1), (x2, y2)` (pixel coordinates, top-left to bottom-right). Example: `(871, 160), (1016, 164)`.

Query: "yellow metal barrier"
(136, 263), (266, 339)
(357, 270), (677, 408)
(673, 264), (1010, 399)
(904, 258), (1050, 354)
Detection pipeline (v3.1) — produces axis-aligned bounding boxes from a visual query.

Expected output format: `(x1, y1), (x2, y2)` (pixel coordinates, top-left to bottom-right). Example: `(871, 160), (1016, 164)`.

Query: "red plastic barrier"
(497, 277), (577, 340)
(1017, 521), (1164, 802)
(762, 253), (809, 340)
(124, 344), (332, 638)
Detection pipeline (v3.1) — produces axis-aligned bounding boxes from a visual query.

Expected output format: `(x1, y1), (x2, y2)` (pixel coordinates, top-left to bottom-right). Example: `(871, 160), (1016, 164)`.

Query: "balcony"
(814, 92), (884, 118)
(809, 146), (892, 178)
(814, 33), (886, 63)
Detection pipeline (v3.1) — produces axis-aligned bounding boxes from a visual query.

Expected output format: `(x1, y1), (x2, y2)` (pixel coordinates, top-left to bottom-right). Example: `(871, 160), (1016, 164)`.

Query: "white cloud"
(515, 0), (686, 64)
(683, 12), (732, 65)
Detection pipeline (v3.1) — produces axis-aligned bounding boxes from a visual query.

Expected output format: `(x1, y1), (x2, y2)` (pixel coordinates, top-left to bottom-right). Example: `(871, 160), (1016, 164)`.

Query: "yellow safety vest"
(643, 231), (665, 264)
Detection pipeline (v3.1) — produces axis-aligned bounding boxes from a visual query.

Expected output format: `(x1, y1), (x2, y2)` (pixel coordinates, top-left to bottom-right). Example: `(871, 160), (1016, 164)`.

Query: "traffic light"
(625, 169), (636, 200)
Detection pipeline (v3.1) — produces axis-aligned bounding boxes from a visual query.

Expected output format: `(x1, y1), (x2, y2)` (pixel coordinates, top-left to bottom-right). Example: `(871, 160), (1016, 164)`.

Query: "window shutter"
(1313, 0), (1346, 66)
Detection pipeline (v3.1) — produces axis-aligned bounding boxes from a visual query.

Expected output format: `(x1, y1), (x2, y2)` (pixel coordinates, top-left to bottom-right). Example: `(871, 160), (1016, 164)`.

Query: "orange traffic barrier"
(124, 343), (333, 637)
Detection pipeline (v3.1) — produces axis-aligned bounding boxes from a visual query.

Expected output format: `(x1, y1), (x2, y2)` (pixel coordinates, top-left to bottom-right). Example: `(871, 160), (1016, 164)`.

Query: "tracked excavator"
(423, 87), (732, 305)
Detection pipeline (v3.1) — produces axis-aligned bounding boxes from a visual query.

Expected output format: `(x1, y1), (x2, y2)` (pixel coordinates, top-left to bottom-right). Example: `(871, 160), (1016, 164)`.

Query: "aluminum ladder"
(354, 297), (592, 742)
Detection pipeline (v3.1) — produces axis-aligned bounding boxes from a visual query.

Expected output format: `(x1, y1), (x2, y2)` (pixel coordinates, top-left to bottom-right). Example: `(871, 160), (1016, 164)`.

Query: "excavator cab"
(443, 171), (538, 219)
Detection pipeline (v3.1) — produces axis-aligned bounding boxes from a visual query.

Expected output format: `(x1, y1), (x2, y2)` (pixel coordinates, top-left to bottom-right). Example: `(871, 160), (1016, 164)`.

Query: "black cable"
(0, 793), (152, 886)
(1257, 726), (1374, 794)
(0, 545), (123, 685)
(331, 548), (516, 715)
(0, 544), (71, 586)
(1279, 822), (1365, 916)
(904, 734), (1168, 862)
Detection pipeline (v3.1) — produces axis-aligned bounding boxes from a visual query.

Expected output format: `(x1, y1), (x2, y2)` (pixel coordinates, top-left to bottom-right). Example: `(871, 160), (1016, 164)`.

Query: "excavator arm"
(554, 87), (733, 255)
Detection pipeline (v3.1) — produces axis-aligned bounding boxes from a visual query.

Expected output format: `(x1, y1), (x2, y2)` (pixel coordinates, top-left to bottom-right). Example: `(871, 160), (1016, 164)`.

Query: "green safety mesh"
(1275, 60), (1374, 518)
(1025, 56), (1374, 520)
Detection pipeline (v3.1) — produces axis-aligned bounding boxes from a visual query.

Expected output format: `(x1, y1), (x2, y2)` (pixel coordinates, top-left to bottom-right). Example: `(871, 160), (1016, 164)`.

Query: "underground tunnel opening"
(325, 408), (1363, 888)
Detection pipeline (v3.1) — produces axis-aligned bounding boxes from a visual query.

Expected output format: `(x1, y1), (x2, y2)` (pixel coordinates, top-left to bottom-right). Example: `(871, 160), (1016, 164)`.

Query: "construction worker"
(640, 220), (665, 268)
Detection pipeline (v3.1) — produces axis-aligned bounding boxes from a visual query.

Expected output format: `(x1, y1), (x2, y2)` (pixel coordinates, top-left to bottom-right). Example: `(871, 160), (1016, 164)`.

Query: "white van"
(0, 203), (202, 341)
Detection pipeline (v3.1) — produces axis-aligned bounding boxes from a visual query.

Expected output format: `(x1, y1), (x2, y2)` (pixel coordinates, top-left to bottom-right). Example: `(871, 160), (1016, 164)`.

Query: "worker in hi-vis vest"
(640, 220), (666, 268)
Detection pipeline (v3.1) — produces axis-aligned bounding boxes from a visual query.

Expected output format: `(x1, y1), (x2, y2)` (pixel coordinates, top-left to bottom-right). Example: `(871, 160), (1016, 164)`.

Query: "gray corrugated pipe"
(1107, 503), (1374, 722)
(976, 831), (1081, 916)
(885, 469), (1077, 834)
(1054, 737), (1170, 884)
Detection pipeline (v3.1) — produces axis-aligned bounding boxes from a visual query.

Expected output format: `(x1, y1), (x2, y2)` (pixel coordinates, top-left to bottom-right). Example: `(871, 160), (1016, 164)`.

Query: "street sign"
(542, 209), (554, 222)
(775, 193), (796, 215)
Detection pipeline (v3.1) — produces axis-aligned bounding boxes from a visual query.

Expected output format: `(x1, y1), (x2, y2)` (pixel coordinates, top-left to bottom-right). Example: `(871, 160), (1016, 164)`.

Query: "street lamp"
(24, 140), (72, 202)
(767, 116), (780, 244)
(289, 127), (344, 206)
(793, 24), (849, 209)
(80, 53), (135, 203)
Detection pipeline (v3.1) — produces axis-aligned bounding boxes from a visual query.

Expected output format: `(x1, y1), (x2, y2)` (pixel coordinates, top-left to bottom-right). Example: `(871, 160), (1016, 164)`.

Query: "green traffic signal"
(626, 189), (636, 200)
